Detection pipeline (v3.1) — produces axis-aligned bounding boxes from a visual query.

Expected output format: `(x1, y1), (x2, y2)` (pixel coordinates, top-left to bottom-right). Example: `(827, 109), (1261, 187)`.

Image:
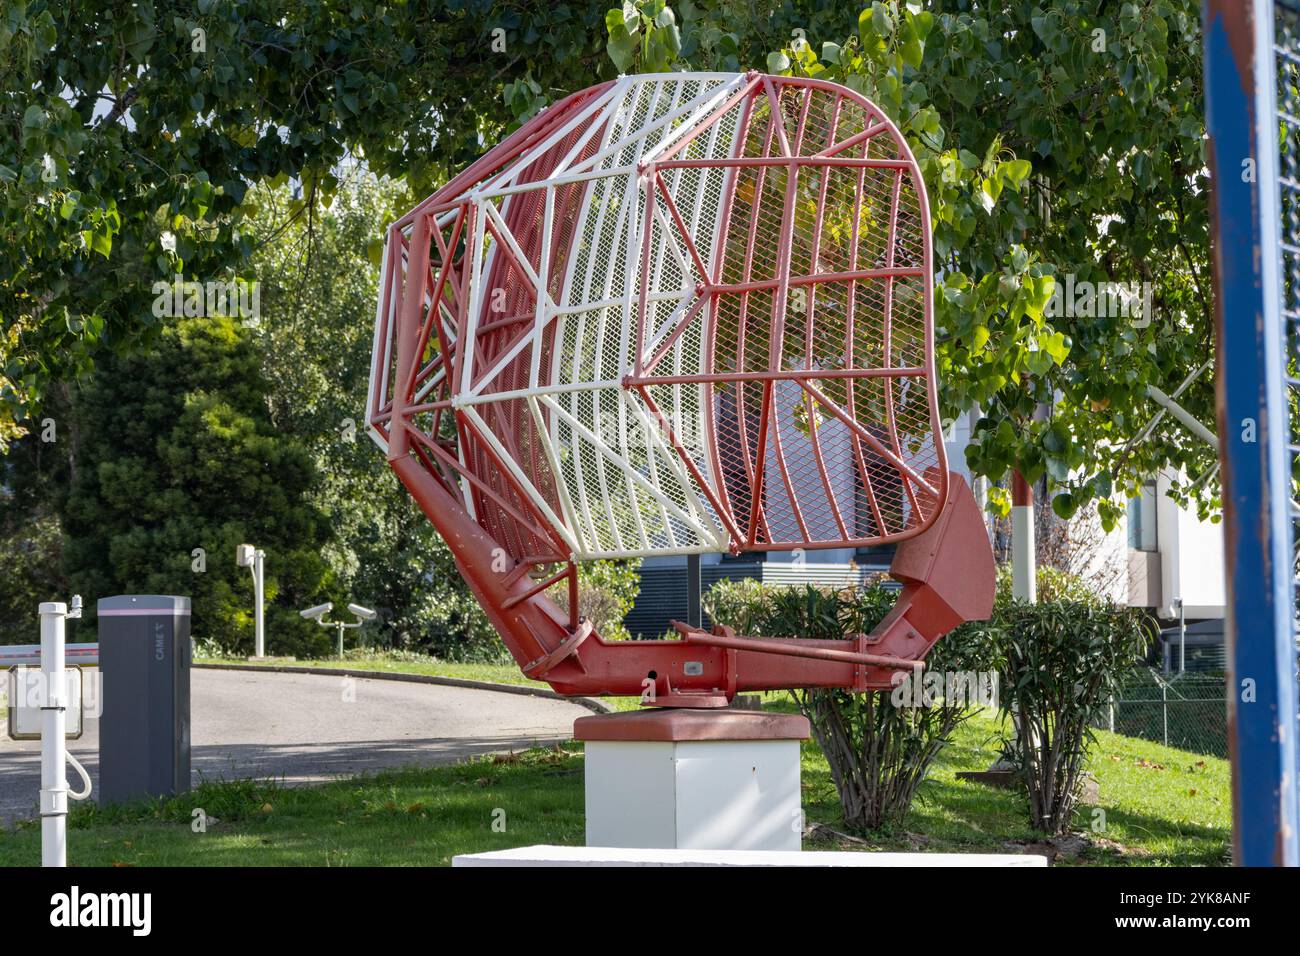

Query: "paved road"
(0, 668), (588, 825)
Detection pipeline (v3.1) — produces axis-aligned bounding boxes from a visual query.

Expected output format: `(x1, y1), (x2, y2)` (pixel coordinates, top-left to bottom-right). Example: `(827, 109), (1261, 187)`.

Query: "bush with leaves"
(706, 578), (1001, 831)
(548, 559), (643, 642)
(992, 563), (1105, 608)
(993, 599), (1153, 833)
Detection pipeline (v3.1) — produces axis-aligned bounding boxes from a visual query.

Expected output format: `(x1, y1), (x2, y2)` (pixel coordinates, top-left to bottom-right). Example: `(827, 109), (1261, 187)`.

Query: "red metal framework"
(368, 72), (993, 706)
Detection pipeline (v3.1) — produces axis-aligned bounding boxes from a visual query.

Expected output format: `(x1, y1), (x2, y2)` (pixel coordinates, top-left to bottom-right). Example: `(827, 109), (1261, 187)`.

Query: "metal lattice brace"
(368, 73), (993, 705)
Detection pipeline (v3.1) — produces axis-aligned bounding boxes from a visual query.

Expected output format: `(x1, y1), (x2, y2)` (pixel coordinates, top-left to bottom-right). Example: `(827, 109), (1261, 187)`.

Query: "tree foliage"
(248, 170), (506, 659)
(7, 0), (1212, 527)
(1, 1), (1215, 653)
(0, 500), (65, 644)
(251, 169), (645, 657)
(607, 0), (1212, 526)
(62, 315), (335, 656)
(1, 0), (614, 442)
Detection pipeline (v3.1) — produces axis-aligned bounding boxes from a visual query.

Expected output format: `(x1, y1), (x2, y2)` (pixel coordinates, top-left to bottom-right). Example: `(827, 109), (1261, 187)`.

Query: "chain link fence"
(1100, 668), (1227, 758)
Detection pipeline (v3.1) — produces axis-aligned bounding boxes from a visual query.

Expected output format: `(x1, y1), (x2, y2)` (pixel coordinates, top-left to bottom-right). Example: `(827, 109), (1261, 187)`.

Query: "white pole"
(1176, 596), (1186, 675)
(39, 601), (68, 868)
(1145, 384), (1219, 450)
(1011, 470), (1036, 602)
(1003, 470), (1036, 769)
(1011, 507), (1036, 601)
(253, 549), (266, 658)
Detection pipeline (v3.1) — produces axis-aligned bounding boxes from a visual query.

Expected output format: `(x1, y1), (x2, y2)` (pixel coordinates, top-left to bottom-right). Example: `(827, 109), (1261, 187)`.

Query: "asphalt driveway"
(0, 668), (588, 825)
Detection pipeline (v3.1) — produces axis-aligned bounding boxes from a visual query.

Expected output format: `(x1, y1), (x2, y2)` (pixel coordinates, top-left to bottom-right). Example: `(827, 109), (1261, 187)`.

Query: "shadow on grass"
(802, 772), (1227, 865)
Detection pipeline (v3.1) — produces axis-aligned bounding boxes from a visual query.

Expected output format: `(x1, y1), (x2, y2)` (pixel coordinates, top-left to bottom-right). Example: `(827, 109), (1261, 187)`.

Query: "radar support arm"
(392, 448), (991, 707)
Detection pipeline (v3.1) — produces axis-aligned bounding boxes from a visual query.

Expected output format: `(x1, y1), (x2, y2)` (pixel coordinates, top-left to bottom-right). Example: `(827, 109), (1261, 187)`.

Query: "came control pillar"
(97, 595), (192, 804)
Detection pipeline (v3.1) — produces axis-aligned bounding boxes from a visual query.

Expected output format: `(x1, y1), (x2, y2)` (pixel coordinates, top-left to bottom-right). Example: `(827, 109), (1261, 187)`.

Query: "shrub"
(993, 563), (1105, 607)
(707, 569), (1152, 837)
(548, 559), (642, 642)
(706, 579), (1001, 831)
(993, 599), (1153, 833)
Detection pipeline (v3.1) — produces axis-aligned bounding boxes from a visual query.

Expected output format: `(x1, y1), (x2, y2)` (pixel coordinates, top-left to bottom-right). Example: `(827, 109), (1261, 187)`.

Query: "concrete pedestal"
(574, 709), (810, 852)
(453, 845), (1049, 867)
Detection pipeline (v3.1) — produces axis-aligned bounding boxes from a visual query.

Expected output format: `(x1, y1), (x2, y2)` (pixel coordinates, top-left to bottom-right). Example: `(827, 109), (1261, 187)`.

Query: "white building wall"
(1155, 473), (1225, 618)
(1084, 470), (1224, 619)
(1068, 506), (1129, 604)
(944, 413), (1223, 617)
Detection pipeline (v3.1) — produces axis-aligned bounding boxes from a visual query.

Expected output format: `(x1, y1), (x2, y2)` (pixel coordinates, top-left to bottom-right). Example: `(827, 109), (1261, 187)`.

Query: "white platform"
(585, 738), (801, 851)
(453, 845), (1049, 867)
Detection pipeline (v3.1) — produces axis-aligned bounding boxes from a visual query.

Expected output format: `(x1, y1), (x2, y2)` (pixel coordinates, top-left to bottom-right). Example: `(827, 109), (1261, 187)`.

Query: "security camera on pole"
(236, 544), (266, 658)
(300, 602), (376, 658)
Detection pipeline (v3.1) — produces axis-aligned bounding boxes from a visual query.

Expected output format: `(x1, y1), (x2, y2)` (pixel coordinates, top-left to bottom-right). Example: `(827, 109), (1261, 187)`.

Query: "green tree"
(1, 0), (615, 443)
(62, 314), (334, 656)
(249, 170), (505, 659)
(769, 1), (1211, 526)
(9, 0), (1214, 530)
(0, 503), (66, 644)
(606, 0), (1212, 527)
(0, 384), (71, 641)
(2, 0), (1213, 653)
(249, 170), (641, 658)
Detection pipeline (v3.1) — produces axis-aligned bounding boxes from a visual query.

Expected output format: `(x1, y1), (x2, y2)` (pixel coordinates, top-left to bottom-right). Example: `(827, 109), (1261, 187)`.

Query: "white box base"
(453, 845), (1049, 867)
(584, 738), (801, 851)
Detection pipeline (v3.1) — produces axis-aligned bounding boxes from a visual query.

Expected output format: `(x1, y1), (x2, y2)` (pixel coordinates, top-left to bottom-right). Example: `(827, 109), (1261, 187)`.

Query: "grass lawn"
(808, 711), (1231, 866)
(0, 706), (1228, 866)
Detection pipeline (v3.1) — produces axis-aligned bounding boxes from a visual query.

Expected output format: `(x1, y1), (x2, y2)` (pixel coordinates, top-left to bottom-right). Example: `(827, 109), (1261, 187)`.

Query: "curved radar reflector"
(369, 71), (946, 563)
(368, 72), (991, 703)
